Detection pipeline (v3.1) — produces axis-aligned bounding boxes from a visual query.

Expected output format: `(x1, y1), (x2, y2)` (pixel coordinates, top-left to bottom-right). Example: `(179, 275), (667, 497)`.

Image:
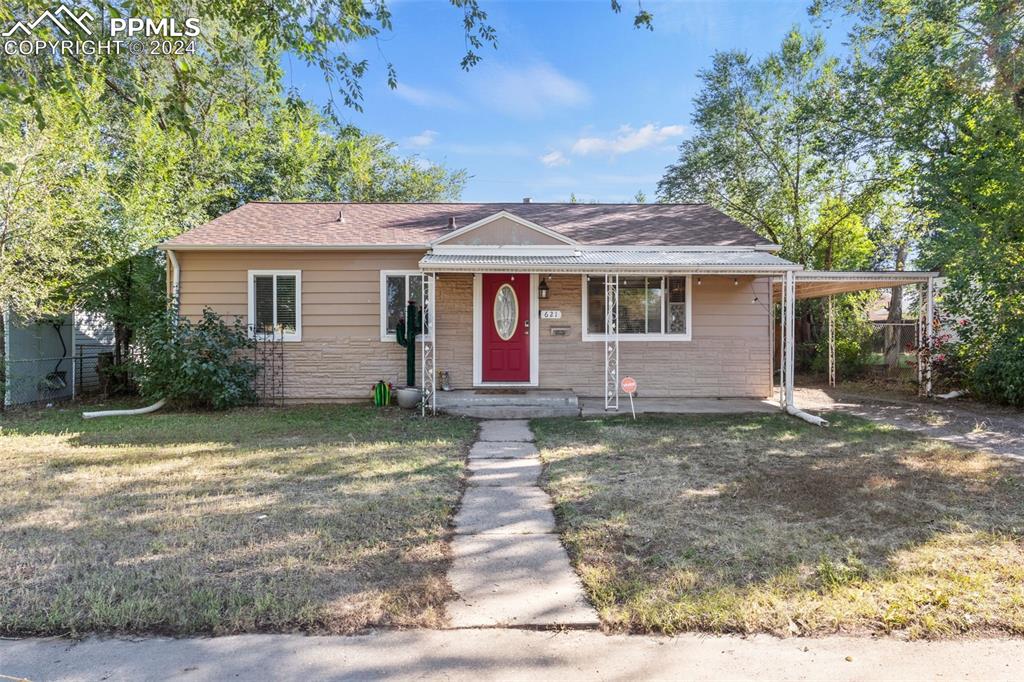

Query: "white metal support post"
(768, 278), (775, 403)
(604, 273), (619, 411)
(925, 276), (934, 396)
(828, 295), (836, 387)
(774, 274), (782, 405)
(921, 282), (929, 393)
(784, 270), (796, 410)
(421, 272), (436, 416)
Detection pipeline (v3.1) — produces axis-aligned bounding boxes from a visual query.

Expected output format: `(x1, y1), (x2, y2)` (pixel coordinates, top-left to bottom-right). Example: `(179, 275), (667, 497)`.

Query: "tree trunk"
(884, 245), (907, 371)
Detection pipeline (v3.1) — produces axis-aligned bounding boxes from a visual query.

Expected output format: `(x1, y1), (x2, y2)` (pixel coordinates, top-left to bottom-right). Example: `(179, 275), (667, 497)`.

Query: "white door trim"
(473, 272), (539, 387)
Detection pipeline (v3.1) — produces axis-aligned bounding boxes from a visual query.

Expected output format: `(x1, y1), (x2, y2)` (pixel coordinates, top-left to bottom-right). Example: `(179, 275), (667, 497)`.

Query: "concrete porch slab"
(467, 458), (542, 487)
(454, 486), (554, 535)
(447, 533), (599, 628)
(579, 396), (780, 417)
(479, 420), (535, 442)
(469, 441), (539, 459)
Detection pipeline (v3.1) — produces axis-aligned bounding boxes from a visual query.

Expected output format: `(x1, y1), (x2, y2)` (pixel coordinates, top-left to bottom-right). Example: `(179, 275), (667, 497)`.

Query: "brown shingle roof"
(164, 202), (775, 248)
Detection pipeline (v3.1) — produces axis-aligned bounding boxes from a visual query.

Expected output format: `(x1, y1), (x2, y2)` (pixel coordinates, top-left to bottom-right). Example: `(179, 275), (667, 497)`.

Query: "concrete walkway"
(447, 419), (598, 628)
(5, 630), (1024, 681)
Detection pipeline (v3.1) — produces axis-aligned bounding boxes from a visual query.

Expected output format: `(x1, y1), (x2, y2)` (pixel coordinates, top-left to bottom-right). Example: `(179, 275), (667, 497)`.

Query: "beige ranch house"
(161, 201), (937, 416)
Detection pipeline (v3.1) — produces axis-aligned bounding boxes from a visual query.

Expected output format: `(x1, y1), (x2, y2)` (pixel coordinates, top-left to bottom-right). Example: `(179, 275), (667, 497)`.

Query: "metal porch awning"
(419, 250), (799, 274)
(771, 270), (939, 300)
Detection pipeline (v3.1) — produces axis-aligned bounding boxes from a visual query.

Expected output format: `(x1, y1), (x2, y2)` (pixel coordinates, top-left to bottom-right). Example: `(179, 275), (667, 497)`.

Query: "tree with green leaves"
(0, 39), (467, 405)
(658, 29), (896, 270)
(817, 0), (1024, 404)
(0, 1), (654, 132)
(658, 29), (899, 370)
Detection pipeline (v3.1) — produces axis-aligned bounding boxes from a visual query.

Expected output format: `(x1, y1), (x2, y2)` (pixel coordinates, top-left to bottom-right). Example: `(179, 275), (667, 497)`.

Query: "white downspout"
(83, 398), (167, 419)
(783, 269), (827, 426)
(168, 249), (181, 313)
(80, 250), (179, 419)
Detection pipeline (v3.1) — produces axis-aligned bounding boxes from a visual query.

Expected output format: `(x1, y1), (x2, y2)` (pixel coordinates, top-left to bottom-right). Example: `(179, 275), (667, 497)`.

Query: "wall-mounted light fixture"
(538, 277), (550, 300)
(733, 277), (739, 286)
(696, 277), (702, 286)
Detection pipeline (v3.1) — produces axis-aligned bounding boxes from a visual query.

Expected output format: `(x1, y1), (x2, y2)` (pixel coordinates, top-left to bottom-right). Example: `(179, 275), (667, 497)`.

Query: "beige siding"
(176, 250), (425, 401)
(177, 250), (772, 401)
(443, 216), (566, 246)
(434, 273), (475, 389)
(533, 275), (771, 398)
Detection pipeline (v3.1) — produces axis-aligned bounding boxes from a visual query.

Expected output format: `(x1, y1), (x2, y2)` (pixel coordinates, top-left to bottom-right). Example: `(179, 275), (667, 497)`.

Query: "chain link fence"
(3, 345), (117, 407)
(866, 322), (920, 382)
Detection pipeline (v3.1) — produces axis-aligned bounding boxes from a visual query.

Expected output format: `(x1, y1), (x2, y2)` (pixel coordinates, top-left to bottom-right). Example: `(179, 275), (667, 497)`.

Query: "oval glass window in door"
(494, 284), (518, 340)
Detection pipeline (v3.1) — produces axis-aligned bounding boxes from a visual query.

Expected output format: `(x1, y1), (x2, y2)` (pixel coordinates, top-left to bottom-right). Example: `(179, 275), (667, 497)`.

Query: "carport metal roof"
(771, 270), (939, 300)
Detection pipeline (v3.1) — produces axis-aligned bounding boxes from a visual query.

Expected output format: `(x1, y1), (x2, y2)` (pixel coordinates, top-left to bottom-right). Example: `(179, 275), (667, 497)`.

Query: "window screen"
(276, 275), (297, 333)
(250, 272), (300, 339)
(666, 276), (687, 334)
(253, 275), (274, 333)
(384, 273), (426, 336)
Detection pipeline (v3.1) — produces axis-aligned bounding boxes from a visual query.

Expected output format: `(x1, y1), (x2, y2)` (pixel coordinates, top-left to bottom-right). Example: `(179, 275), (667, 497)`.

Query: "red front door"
(482, 273), (531, 382)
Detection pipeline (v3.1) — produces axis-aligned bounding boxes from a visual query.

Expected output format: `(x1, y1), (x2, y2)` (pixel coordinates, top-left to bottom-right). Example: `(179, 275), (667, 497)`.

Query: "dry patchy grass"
(533, 413), (1024, 638)
(0, 404), (476, 636)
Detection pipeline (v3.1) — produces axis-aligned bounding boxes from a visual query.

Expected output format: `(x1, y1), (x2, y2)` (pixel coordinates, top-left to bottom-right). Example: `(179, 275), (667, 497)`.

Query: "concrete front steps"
(436, 390), (579, 419)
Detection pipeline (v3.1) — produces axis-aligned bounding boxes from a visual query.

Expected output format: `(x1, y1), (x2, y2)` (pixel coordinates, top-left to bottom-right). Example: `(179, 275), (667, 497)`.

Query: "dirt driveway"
(796, 387), (1024, 460)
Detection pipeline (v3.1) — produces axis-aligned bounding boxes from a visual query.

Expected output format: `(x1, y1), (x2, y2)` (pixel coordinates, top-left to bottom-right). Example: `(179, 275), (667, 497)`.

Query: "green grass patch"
(533, 413), (1024, 638)
(0, 404), (476, 636)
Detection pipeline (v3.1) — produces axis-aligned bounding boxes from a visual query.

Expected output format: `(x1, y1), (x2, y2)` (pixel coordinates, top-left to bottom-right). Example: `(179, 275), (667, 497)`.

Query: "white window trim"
(248, 270), (302, 342)
(580, 274), (692, 342)
(380, 270), (432, 343)
(473, 273), (540, 386)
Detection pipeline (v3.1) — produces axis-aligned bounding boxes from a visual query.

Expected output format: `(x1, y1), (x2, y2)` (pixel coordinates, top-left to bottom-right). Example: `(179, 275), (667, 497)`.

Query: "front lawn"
(534, 413), (1024, 638)
(0, 404), (476, 636)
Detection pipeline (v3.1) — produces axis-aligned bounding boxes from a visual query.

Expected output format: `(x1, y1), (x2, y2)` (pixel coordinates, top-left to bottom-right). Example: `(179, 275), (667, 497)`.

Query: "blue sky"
(289, 1), (854, 202)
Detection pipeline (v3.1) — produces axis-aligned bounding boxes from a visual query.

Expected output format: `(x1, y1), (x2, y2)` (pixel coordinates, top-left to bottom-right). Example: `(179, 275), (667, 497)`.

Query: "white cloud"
(473, 62), (590, 118)
(406, 129), (438, 148)
(443, 142), (532, 157)
(394, 83), (460, 109)
(539, 150), (569, 167)
(571, 123), (686, 156)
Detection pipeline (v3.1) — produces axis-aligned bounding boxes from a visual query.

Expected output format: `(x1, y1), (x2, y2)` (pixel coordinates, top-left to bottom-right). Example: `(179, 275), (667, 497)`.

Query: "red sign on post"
(621, 377), (638, 420)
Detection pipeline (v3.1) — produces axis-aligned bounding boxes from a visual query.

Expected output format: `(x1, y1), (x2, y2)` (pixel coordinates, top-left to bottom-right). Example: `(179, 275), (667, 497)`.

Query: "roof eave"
(159, 243), (431, 251)
(418, 263), (803, 275)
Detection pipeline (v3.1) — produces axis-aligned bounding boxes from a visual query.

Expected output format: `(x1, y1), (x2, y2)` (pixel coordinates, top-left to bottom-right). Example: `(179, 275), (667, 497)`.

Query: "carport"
(772, 270), (939, 423)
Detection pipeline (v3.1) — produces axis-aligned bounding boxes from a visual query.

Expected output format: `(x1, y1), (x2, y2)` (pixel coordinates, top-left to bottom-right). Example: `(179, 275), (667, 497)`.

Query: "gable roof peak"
(431, 210), (579, 246)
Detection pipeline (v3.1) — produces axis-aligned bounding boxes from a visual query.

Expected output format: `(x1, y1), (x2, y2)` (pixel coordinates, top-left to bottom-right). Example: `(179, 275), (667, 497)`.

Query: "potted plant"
(395, 300), (423, 408)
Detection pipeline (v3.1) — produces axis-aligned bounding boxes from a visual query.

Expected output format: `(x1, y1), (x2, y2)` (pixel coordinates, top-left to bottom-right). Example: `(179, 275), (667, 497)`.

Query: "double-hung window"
(582, 274), (691, 341)
(248, 270), (301, 341)
(381, 271), (425, 341)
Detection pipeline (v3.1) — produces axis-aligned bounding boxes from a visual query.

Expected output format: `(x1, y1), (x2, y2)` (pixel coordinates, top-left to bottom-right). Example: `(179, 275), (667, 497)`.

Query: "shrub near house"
(133, 308), (257, 409)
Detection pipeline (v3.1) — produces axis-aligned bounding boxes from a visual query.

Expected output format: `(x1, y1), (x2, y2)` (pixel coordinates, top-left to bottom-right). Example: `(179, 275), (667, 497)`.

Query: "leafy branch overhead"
(658, 29), (895, 271)
(1, 1), (654, 133)
(0, 1), (494, 125)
